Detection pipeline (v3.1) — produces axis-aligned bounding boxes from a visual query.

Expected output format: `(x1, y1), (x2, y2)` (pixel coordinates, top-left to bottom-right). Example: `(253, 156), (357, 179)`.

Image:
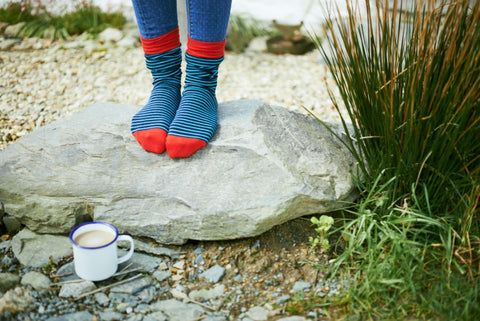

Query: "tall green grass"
(313, 0), (480, 318)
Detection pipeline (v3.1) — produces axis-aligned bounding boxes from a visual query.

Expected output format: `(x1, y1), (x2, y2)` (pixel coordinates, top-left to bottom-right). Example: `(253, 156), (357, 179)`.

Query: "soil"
(162, 215), (334, 318)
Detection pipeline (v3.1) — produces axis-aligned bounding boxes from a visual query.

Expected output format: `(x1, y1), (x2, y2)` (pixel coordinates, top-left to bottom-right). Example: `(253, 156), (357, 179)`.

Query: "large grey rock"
(0, 100), (356, 244)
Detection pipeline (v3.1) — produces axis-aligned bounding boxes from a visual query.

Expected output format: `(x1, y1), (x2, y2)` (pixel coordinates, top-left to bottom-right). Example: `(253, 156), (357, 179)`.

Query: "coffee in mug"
(74, 230), (115, 248)
(69, 222), (134, 281)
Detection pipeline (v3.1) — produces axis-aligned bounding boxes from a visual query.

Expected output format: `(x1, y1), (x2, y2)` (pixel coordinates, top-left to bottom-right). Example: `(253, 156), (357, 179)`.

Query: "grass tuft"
(312, 0), (480, 318)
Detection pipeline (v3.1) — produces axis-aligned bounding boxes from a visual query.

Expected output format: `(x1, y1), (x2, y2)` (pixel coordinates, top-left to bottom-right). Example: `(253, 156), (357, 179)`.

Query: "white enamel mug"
(69, 222), (134, 281)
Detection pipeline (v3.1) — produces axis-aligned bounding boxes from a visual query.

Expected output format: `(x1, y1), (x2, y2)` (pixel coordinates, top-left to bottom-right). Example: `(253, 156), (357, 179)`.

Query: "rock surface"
(11, 229), (72, 267)
(0, 100), (356, 244)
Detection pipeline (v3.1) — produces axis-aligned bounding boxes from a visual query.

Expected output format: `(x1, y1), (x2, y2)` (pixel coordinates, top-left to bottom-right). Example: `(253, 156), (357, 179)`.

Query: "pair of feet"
(131, 49), (221, 158)
(132, 93), (215, 158)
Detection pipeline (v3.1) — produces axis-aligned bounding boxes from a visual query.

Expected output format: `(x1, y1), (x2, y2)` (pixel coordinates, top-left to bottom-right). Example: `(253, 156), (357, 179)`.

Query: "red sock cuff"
(140, 27), (181, 55)
(186, 35), (226, 59)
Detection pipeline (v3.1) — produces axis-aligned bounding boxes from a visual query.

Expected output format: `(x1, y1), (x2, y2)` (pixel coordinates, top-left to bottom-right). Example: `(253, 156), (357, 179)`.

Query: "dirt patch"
(163, 215), (332, 317)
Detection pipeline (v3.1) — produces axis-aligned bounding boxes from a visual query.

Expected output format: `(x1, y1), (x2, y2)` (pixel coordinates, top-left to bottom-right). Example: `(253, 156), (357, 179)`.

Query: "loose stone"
(58, 281), (96, 299)
(0, 272), (20, 294)
(275, 294), (291, 304)
(153, 270), (172, 282)
(44, 310), (94, 321)
(0, 287), (34, 315)
(291, 281), (311, 293)
(195, 254), (205, 264)
(150, 299), (205, 321)
(199, 265), (226, 283)
(233, 274), (243, 283)
(143, 311), (168, 321)
(245, 306), (270, 321)
(94, 292), (110, 306)
(21, 271), (52, 290)
(189, 284), (225, 302)
(110, 276), (153, 295)
(277, 317), (309, 321)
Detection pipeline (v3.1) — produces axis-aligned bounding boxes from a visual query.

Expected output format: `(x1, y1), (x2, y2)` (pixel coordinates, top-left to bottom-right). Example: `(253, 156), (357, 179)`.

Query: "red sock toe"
(132, 128), (168, 154)
(166, 135), (207, 158)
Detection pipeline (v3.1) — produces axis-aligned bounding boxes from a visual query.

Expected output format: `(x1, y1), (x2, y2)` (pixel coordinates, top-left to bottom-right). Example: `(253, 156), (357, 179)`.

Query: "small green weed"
(285, 291), (330, 317)
(308, 215), (334, 252)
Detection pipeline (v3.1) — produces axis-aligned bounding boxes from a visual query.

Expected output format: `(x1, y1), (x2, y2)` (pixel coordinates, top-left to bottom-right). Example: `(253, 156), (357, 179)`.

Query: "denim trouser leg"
(186, 0), (232, 42)
(132, 0), (232, 41)
(131, 0), (178, 39)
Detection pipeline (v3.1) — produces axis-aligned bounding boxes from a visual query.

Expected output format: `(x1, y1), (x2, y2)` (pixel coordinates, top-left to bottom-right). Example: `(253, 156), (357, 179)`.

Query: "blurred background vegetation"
(0, 0), (126, 39)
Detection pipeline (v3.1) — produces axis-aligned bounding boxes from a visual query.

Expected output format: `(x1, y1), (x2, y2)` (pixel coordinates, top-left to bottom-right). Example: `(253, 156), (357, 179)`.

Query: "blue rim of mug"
(69, 221), (119, 249)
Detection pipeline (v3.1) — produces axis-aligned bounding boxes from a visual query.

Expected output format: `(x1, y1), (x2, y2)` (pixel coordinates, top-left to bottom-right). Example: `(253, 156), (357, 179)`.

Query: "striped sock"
(131, 29), (182, 154)
(166, 38), (225, 158)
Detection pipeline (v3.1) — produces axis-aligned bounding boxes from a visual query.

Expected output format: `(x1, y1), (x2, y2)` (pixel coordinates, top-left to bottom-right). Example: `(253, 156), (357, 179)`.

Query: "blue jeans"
(131, 0), (232, 42)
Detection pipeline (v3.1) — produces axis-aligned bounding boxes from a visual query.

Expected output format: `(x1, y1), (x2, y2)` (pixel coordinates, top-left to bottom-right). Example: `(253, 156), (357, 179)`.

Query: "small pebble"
(233, 274), (243, 283)
(199, 264), (226, 283)
(291, 281), (311, 293)
(195, 254), (204, 264)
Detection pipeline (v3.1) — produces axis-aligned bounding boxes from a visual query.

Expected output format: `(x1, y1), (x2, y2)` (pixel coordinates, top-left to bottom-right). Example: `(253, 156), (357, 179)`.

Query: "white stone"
(117, 35), (138, 48)
(98, 27), (124, 43)
(246, 306), (270, 321)
(4, 22), (25, 38)
(0, 39), (17, 51)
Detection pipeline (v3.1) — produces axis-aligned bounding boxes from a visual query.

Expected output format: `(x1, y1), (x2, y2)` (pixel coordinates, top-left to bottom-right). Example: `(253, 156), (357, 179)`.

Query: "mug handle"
(117, 235), (134, 264)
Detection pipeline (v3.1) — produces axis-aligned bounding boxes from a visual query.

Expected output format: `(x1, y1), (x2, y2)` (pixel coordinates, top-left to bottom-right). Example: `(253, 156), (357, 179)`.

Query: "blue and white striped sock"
(166, 53), (224, 158)
(131, 46), (182, 154)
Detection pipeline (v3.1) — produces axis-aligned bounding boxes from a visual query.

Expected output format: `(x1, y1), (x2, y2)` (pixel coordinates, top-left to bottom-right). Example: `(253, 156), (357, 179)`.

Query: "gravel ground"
(0, 218), (345, 321)
(0, 36), (345, 151)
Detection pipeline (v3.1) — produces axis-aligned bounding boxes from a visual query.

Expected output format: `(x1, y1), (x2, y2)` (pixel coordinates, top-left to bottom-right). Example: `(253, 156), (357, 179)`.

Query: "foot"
(131, 47), (182, 154)
(166, 54), (223, 158)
